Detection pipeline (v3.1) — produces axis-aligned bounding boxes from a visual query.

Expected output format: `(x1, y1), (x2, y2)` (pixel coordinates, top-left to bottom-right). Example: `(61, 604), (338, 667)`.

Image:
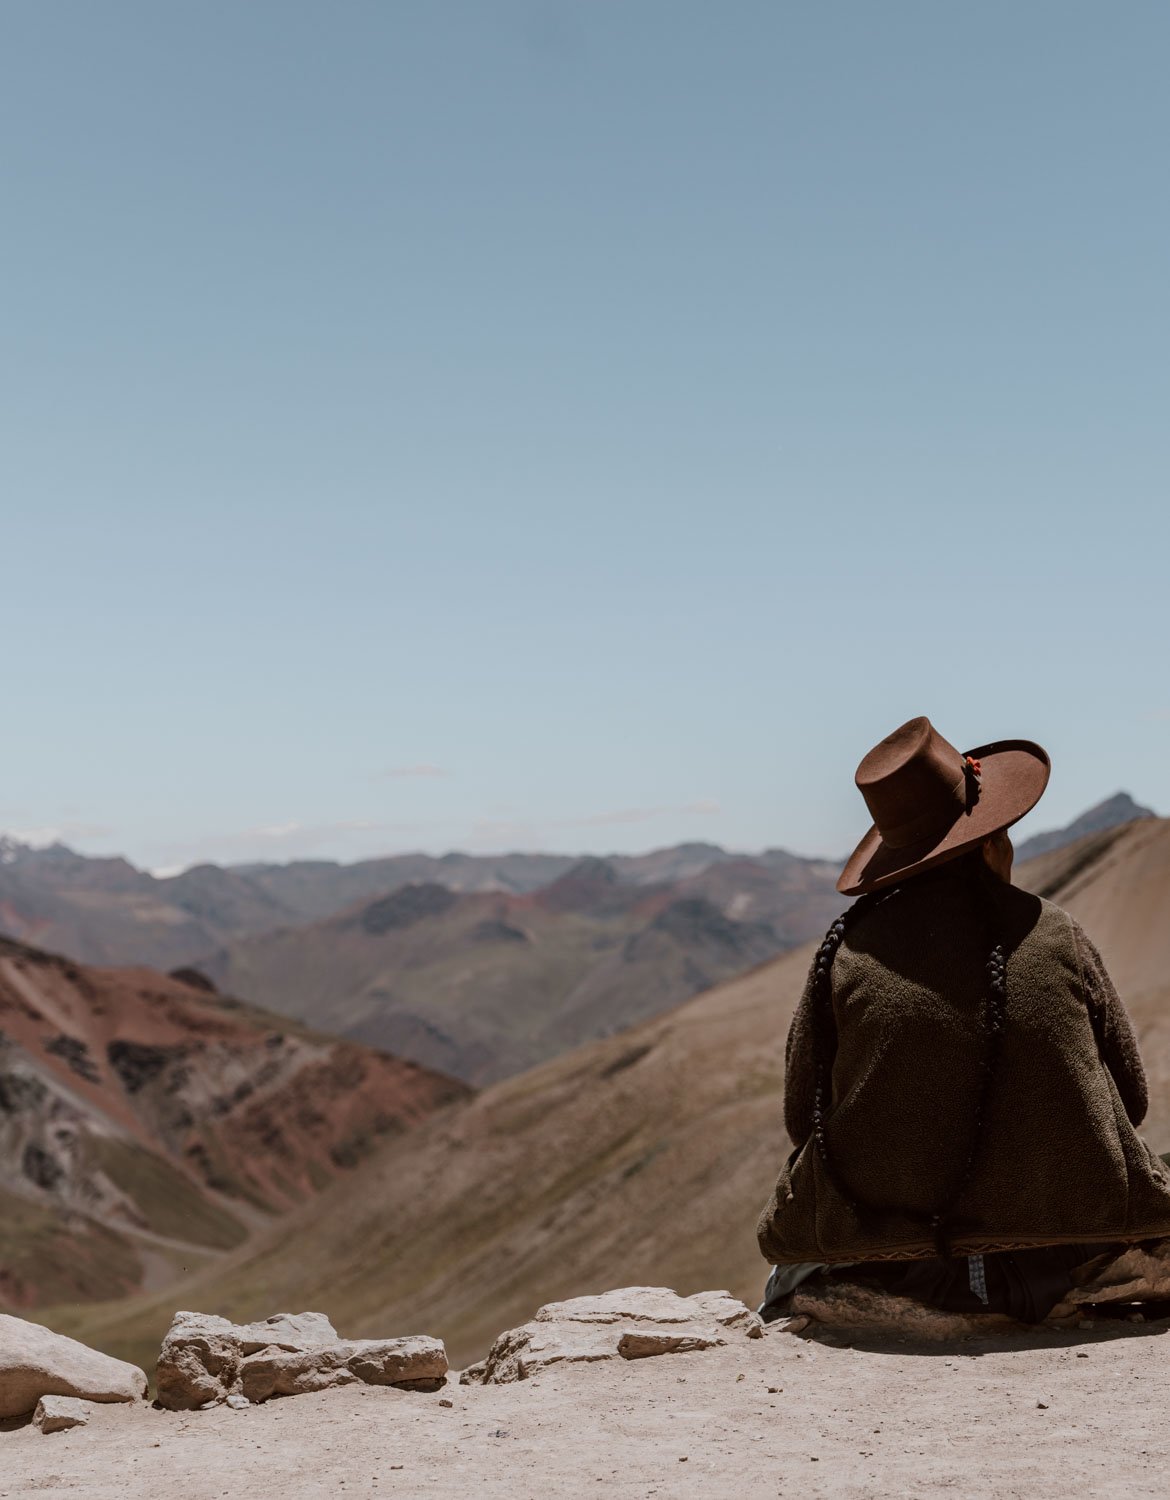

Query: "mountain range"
(0, 793), (1149, 1088)
(0, 837), (834, 972)
(36, 806), (1170, 1373)
(198, 852), (843, 1085)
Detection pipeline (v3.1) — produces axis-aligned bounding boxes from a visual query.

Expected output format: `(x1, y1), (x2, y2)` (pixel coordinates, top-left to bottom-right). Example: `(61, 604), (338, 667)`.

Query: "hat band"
(879, 768), (972, 849)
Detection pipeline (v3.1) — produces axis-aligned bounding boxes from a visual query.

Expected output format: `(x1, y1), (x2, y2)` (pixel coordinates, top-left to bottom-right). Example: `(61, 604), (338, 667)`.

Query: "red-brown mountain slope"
(0, 936), (469, 1310)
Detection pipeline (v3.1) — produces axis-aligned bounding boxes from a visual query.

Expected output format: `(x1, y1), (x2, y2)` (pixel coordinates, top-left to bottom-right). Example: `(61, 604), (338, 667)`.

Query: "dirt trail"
(3, 1322), (1170, 1498)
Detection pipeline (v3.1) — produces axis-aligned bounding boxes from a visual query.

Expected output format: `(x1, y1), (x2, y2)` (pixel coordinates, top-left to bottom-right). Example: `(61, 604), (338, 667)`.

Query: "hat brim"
(836, 739), (1051, 896)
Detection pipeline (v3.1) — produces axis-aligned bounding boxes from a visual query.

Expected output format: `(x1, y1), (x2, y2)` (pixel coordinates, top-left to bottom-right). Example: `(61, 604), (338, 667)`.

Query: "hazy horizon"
(1, 784), (1153, 879)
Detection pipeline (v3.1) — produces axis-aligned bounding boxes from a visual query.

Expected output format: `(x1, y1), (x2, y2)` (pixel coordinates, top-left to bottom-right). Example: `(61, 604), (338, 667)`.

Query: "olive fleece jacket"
(757, 863), (1170, 1265)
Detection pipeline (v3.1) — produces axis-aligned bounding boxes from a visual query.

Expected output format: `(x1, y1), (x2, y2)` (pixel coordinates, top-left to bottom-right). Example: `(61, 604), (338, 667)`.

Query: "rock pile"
(462, 1286), (763, 1385)
(19, 1254), (1170, 1437)
(155, 1311), (447, 1410)
(0, 1313), (147, 1420)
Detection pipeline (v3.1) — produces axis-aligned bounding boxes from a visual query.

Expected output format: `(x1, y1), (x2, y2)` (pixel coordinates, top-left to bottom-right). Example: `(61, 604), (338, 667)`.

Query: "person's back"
(759, 857), (1170, 1266)
(756, 716), (1170, 1320)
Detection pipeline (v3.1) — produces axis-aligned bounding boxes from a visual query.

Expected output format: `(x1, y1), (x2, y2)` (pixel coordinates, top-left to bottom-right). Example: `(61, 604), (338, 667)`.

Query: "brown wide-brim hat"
(837, 716), (1051, 896)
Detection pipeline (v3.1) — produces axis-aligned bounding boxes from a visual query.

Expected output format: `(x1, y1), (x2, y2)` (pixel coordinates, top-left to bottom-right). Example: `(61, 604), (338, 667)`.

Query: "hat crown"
(855, 716), (972, 850)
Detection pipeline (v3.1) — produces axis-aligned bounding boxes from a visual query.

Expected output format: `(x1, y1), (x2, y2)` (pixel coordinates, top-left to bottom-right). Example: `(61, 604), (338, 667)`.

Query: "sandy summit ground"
(3, 1322), (1169, 1499)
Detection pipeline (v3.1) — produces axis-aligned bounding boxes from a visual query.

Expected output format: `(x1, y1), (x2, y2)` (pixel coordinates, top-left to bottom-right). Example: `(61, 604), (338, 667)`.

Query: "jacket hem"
(764, 1224), (1170, 1265)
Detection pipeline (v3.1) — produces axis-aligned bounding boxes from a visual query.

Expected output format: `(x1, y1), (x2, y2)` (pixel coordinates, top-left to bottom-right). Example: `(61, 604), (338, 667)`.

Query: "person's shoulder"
(1002, 885), (1084, 956)
(1014, 887), (1078, 933)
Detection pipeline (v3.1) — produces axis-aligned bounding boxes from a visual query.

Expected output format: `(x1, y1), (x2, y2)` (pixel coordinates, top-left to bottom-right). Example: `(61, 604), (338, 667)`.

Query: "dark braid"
(809, 856), (1009, 1260)
(808, 889), (901, 1228)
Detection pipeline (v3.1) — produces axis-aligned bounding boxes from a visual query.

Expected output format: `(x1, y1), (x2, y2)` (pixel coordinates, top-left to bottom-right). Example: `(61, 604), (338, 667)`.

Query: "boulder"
(0, 1314), (147, 1419)
(34, 1395), (93, 1433)
(156, 1310), (447, 1410)
(466, 1287), (763, 1385)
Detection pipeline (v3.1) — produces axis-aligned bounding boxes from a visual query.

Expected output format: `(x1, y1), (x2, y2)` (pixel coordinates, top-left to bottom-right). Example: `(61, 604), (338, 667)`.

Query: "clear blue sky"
(3, 1), (1167, 872)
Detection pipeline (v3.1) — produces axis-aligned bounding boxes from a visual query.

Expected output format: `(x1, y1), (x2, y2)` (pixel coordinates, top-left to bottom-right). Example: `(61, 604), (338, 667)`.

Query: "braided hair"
(808, 855), (1008, 1259)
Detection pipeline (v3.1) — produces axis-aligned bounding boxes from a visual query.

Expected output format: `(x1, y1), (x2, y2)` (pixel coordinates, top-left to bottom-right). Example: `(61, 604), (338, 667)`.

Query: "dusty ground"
(3, 1321), (1169, 1499)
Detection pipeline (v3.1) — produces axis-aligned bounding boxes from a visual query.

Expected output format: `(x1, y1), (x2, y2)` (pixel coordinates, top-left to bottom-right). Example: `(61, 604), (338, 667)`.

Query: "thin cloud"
(467, 818), (542, 846)
(468, 800), (721, 847)
(237, 819), (394, 845)
(150, 818), (434, 872)
(576, 800), (722, 827)
(374, 763), (450, 780)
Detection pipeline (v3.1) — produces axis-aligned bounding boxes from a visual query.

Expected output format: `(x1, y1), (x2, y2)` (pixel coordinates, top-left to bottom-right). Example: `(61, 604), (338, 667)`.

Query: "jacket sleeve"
(1071, 918), (1148, 1127)
(783, 956), (825, 1148)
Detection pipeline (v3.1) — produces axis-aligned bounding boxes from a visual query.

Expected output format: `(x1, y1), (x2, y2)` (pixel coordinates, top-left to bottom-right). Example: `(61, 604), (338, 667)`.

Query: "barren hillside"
(0, 937), (469, 1311)
(1017, 816), (1170, 1145)
(47, 820), (1170, 1375)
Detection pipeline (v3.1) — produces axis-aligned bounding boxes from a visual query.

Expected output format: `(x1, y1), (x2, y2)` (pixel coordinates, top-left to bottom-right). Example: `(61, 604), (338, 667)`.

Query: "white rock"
(689, 1289), (765, 1338)
(0, 1314), (147, 1419)
(156, 1311), (447, 1409)
(470, 1286), (762, 1385)
(166, 1310), (339, 1355)
(34, 1395), (93, 1433)
(241, 1336), (447, 1403)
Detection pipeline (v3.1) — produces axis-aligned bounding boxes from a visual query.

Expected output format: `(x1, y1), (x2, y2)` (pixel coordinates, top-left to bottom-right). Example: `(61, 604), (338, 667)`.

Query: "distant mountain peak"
(1016, 791), (1156, 864)
(1083, 791), (1155, 822)
(641, 841), (727, 859)
(359, 883), (459, 936)
(0, 837), (87, 869)
(532, 858), (634, 917)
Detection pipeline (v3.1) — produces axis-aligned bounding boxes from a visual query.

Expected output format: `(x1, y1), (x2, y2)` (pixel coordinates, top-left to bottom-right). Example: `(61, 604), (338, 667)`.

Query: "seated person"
(757, 716), (1170, 1324)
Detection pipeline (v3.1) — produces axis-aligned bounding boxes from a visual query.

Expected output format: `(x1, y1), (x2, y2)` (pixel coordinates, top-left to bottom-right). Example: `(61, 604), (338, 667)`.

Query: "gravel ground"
(2, 1322), (1169, 1499)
